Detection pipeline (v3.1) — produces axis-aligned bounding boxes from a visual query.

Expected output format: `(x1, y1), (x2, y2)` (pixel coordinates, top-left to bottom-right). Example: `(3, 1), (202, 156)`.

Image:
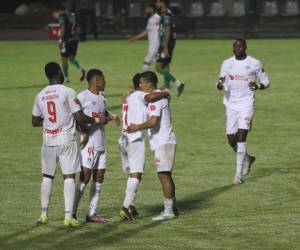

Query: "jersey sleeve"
(219, 61), (227, 78)
(148, 101), (162, 118)
(68, 89), (82, 113)
(32, 95), (42, 117)
(255, 61), (270, 88)
(138, 92), (148, 105)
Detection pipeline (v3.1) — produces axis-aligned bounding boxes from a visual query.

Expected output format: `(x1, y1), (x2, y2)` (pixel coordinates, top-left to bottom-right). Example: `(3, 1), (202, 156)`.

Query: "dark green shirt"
(159, 9), (176, 48)
(59, 12), (78, 41)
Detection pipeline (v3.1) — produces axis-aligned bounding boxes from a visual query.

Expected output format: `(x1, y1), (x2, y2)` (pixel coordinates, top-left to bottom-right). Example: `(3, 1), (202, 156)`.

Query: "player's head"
(53, 3), (66, 18)
(87, 69), (105, 92)
(45, 62), (64, 84)
(233, 38), (247, 58)
(145, 2), (157, 15)
(140, 71), (158, 91)
(132, 73), (142, 90)
(156, 0), (169, 9)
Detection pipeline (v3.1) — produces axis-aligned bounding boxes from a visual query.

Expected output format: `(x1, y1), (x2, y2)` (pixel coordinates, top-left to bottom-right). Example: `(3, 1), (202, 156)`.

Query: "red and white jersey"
(147, 90), (176, 151)
(219, 55), (270, 110)
(146, 13), (160, 51)
(77, 89), (106, 152)
(122, 91), (148, 143)
(32, 84), (81, 146)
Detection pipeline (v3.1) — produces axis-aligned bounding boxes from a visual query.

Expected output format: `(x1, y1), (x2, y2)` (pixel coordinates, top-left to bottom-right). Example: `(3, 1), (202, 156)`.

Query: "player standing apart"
(73, 69), (120, 223)
(155, 0), (184, 96)
(128, 71), (178, 221)
(32, 62), (105, 226)
(216, 39), (270, 184)
(119, 73), (170, 220)
(129, 3), (161, 72)
(54, 4), (85, 83)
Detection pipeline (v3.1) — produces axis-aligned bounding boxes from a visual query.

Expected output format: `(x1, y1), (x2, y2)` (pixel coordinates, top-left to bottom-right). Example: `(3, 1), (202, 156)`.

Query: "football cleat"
(129, 205), (139, 218)
(64, 218), (81, 227)
(86, 214), (106, 223)
(80, 69), (86, 82)
(152, 211), (176, 221)
(234, 176), (244, 185)
(119, 207), (134, 221)
(176, 80), (185, 97)
(36, 215), (48, 225)
(242, 155), (256, 176)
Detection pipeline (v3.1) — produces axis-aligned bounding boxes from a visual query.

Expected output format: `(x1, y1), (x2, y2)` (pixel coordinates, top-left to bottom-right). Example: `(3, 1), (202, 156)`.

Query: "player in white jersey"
(129, 3), (160, 72)
(32, 62), (106, 227)
(127, 71), (178, 221)
(119, 73), (170, 220)
(216, 38), (270, 184)
(73, 69), (120, 223)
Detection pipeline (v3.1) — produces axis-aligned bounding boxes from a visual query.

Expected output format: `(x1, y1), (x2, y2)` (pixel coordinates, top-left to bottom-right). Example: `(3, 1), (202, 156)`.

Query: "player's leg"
(68, 40), (85, 81)
(152, 144), (177, 221)
(120, 139), (145, 220)
(73, 167), (91, 218)
(141, 45), (158, 72)
(59, 141), (81, 226)
(86, 151), (107, 223)
(61, 56), (69, 83)
(234, 129), (248, 184)
(37, 145), (57, 224)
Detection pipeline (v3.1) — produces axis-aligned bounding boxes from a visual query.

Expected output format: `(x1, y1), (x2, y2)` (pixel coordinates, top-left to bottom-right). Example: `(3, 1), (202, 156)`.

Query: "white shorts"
(81, 143), (106, 170)
(119, 135), (145, 173)
(226, 107), (254, 134)
(154, 143), (176, 172)
(41, 140), (81, 176)
(144, 45), (159, 65)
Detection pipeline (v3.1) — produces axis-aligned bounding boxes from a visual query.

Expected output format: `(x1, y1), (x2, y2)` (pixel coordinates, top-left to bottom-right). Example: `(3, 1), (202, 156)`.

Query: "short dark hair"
(45, 62), (62, 80)
(159, 0), (170, 7)
(140, 71), (158, 88)
(234, 38), (247, 47)
(87, 69), (103, 82)
(132, 73), (141, 90)
(54, 3), (66, 11)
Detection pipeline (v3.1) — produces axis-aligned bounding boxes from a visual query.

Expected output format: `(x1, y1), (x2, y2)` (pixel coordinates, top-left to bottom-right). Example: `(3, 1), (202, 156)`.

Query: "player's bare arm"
(129, 30), (148, 42)
(127, 116), (159, 133)
(144, 91), (170, 102)
(74, 110), (107, 126)
(105, 111), (121, 126)
(32, 115), (43, 127)
(248, 81), (270, 91)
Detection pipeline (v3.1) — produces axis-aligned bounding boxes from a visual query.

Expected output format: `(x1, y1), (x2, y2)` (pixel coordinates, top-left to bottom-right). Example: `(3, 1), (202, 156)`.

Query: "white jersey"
(147, 90), (176, 151)
(219, 55), (270, 110)
(146, 13), (160, 51)
(77, 89), (106, 152)
(32, 84), (81, 146)
(122, 91), (148, 143)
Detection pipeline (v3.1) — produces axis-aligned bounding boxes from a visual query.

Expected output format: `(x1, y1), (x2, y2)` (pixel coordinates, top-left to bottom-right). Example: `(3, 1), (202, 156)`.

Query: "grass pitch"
(0, 39), (299, 250)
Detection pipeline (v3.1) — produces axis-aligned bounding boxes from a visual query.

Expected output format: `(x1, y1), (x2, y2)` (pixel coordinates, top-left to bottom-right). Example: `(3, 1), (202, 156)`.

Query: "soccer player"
(127, 71), (178, 221)
(216, 38), (270, 184)
(32, 62), (106, 226)
(119, 73), (170, 220)
(129, 2), (161, 72)
(73, 69), (120, 223)
(53, 4), (85, 83)
(155, 0), (185, 96)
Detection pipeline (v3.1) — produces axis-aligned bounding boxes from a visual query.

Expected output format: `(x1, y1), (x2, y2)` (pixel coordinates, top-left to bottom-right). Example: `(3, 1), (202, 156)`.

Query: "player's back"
(60, 12), (78, 41)
(122, 91), (148, 142)
(34, 84), (80, 146)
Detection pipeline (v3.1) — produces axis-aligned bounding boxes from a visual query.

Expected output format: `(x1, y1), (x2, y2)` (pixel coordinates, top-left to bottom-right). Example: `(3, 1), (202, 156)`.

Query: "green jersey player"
(155, 0), (185, 96)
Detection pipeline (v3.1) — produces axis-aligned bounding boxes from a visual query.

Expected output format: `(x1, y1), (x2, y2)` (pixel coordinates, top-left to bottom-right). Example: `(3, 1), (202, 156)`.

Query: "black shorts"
(156, 44), (175, 65)
(61, 39), (78, 57)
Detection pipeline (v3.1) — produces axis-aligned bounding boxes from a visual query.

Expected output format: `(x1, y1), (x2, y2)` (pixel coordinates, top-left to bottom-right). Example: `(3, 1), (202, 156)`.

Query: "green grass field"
(0, 39), (300, 250)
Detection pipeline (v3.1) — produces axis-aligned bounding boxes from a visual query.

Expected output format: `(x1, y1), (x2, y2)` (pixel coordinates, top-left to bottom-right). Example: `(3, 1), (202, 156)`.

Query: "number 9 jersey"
(32, 84), (82, 146)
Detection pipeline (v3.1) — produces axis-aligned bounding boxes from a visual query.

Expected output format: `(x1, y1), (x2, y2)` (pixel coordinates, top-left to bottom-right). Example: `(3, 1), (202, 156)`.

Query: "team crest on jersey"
(229, 75), (234, 80)
(150, 105), (156, 111)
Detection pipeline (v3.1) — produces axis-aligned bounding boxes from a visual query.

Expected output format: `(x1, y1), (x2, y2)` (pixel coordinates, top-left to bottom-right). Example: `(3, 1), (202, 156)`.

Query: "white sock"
(41, 177), (53, 216)
(73, 182), (86, 215)
(164, 198), (174, 213)
(174, 79), (182, 87)
(89, 182), (102, 216)
(64, 178), (75, 220)
(123, 177), (140, 208)
(141, 64), (150, 72)
(236, 142), (247, 178)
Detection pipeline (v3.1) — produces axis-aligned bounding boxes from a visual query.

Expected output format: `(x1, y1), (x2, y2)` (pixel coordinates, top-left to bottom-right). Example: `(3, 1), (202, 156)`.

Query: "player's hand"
(111, 113), (121, 126)
(128, 36), (136, 42)
(248, 82), (258, 91)
(216, 77), (225, 90)
(127, 124), (139, 133)
(122, 91), (130, 102)
(80, 133), (89, 149)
